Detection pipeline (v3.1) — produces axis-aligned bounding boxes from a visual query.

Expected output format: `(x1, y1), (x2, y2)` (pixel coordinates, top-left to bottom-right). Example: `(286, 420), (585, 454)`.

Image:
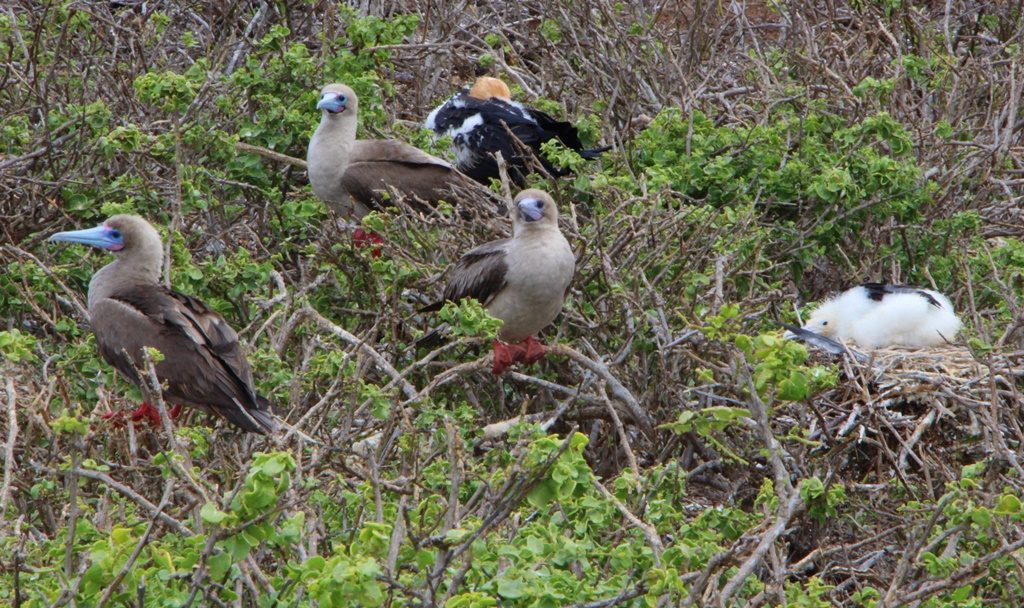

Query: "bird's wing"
(524, 106), (586, 150)
(434, 96), (550, 149)
(342, 144), (508, 217)
(860, 282), (941, 308)
(92, 285), (275, 433)
(425, 91), (474, 132)
(351, 139), (454, 170)
(429, 93), (534, 132)
(438, 239), (511, 308)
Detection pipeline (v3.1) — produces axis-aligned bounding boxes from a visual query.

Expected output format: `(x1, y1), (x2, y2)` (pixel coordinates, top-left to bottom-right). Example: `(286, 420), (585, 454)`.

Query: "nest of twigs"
(806, 345), (1024, 485)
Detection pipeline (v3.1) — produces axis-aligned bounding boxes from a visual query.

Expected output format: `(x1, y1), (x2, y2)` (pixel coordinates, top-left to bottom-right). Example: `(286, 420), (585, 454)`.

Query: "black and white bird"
(789, 283), (962, 349)
(424, 77), (609, 187)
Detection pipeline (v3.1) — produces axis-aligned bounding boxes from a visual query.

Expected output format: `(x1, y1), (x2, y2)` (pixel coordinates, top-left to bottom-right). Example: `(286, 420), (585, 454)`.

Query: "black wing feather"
(441, 242), (509, 307)
(780, 323), (869, 362)
(860, 282), (941, 308)
(429, 93), (607, 185)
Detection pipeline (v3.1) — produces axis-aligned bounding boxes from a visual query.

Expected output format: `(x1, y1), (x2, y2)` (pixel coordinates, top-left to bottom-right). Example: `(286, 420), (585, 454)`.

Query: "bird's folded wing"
(861, 282), (941, 308)
(92, 285), (273, 432)
(438, 239), (511, 308)
(351, 139), (453, 170)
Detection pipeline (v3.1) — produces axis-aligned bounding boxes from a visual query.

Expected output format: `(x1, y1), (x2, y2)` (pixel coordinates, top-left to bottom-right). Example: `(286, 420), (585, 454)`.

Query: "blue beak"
(50, 224), (124, 251)
(517, 198), (545, 222)
(317, 92), (347, 114)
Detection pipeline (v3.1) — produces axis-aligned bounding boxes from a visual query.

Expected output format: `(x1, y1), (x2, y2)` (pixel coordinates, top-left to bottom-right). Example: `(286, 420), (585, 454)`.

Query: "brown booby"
(423, 189), (575, 374)
(49, 215), (277, 434)
(307, 83), (505, 219)
(424, 76), (609, 187)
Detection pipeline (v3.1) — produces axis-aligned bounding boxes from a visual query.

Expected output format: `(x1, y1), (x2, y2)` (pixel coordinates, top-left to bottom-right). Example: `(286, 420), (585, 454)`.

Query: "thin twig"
(0, 377), (18, 517)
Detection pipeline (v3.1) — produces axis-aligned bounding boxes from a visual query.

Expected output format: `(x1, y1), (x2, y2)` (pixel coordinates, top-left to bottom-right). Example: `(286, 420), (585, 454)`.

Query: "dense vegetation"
(2, 1), (1023, 606)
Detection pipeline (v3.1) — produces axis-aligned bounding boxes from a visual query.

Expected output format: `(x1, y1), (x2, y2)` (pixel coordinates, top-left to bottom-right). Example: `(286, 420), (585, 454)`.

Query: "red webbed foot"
(353, 228), (384, 258)
(129, 402), (162, 427)
(492, 340), (526, 375)
(102, 403), (182, 428)
(520, 336), (547, 365)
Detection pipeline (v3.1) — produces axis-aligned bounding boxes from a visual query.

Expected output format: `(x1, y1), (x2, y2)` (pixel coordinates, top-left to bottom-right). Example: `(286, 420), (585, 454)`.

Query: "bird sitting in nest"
(786, 283), (962, 350)
(425, 77), (609, 187)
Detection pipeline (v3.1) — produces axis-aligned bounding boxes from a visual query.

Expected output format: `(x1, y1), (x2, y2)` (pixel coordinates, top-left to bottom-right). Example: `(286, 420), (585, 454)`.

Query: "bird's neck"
(312, 115), (356, 159)
(513, 223), (559, 240)
(88, 249), (162, 309)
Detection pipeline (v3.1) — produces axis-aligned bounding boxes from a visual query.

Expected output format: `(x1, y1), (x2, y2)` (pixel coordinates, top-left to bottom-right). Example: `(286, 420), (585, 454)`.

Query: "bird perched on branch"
(50, 215), (277, 434)
(421, 189), (575, 374)
(425, 76), (609, 187)
(307, 83), (506, 220)
(787, 283), (962, 349)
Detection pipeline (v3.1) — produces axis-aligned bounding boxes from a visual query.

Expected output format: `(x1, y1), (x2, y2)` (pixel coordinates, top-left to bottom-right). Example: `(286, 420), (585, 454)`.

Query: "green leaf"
(527, 480), (557, 508)
(208, 551), (231, 580)
(200, 502), (229, 525)
(995, 494), (1022, 515)
(497, 576), (529, 599)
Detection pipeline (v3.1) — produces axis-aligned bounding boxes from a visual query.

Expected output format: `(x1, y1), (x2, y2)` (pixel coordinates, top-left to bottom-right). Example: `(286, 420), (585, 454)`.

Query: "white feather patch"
(451, 113), (485, 140)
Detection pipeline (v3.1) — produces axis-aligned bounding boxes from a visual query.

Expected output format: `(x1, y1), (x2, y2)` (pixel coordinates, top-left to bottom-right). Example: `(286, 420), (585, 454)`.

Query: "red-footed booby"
(423, 189), (575, 374)
(790, 283), (962, 349)
(424, 76), (609, 187)
(49, 215), (277, 434)
(307, 83), (505, 219)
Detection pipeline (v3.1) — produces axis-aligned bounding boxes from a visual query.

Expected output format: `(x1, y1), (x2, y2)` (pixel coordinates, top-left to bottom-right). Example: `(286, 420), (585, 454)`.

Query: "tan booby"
(307, 83), (505, 219)
(424, 76), (610, 187)
(423, 189), (575, 373)
(49, 215), (276, 434)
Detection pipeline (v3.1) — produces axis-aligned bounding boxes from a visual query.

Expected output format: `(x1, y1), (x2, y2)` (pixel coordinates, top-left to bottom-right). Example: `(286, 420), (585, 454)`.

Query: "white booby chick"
(422, 188), (575, 374)
(424, 76), (609, 187)
(795, 283), (962, 349)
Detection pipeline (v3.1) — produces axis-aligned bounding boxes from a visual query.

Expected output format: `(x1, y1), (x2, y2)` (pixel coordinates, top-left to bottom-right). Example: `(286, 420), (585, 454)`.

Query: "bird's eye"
(110, 230), (122, 239)
(822, 321), (828, 326)
(339, 95), (347, 103)
(535, 199), (544, 208)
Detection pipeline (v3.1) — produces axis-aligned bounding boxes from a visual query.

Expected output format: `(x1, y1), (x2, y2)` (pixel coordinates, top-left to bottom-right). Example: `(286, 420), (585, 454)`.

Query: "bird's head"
(50, 214), (161, 256)
(801, 302), (840, 338)
(317, 83), (358, 116)
(469, 77), (512, 101)
(513, 189), (559, 233)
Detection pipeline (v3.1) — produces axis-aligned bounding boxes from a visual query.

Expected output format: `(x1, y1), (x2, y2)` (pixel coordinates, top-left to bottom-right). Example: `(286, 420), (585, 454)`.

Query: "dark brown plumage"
(422, 240), (510, 312)
(50, 215), (276, 434)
